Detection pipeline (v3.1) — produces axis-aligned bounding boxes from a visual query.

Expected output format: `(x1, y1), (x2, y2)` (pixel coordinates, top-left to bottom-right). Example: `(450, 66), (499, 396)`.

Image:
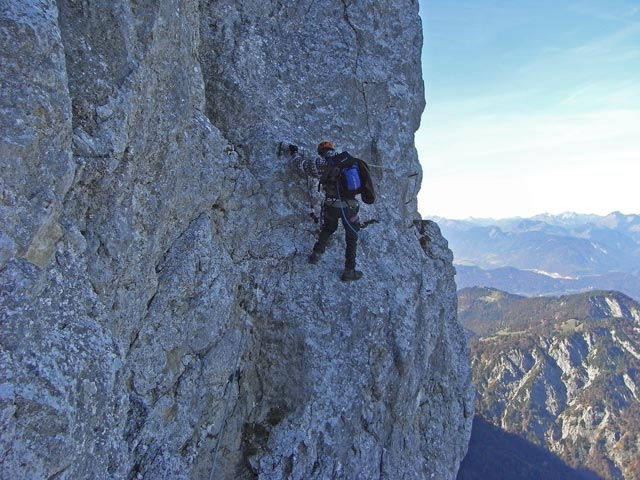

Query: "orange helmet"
(317, 141), (335, 154)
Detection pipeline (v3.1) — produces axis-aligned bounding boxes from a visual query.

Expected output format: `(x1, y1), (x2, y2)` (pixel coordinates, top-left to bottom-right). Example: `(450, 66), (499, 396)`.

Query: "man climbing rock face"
(290, 141), (364, 281)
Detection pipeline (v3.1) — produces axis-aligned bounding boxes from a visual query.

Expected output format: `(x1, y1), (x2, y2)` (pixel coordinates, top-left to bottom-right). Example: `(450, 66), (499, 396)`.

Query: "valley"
(446, 213), (640, 480)
(458, 288), (640, 480)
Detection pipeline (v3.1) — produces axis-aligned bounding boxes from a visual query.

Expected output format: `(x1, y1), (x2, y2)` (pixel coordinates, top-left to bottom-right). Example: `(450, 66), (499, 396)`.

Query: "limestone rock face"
(0, 1), (473, 479)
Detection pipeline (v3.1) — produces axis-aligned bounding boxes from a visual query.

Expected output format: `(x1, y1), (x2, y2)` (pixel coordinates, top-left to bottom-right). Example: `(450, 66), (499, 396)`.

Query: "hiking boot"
(308, 252), (321, 264)
(341, 269), (363, 281)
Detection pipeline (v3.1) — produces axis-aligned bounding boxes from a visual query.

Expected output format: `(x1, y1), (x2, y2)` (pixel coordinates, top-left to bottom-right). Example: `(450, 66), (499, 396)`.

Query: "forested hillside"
(460, 288), (640, 479)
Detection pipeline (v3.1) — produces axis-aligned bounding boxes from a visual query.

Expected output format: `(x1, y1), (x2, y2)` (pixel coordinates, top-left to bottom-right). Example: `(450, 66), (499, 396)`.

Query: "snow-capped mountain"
(434, 212), (640, 300)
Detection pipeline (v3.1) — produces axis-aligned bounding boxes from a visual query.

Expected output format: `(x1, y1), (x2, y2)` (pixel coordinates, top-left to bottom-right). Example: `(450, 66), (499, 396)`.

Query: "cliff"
(0, 1), (473, 478)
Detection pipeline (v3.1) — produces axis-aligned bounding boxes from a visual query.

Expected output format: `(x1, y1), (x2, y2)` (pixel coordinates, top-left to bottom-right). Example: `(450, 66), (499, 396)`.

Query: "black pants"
(313, 200), (360, 269)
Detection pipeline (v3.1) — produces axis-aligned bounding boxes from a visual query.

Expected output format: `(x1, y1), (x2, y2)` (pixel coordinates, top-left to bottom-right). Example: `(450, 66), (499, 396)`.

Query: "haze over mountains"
(435, 212), (640, 301)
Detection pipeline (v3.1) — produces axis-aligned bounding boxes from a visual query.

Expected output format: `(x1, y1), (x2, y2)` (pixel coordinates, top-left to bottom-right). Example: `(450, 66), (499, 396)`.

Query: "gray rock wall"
(0, 1), (473, 478)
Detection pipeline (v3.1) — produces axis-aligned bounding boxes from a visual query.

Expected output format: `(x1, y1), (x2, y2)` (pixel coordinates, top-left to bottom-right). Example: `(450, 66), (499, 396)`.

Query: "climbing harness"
(336, 184), (363, 239)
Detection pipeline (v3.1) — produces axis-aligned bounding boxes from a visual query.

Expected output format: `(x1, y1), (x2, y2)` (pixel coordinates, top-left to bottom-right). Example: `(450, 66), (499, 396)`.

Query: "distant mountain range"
(434, 212), (640, 300)
(458, 288), (640, 480)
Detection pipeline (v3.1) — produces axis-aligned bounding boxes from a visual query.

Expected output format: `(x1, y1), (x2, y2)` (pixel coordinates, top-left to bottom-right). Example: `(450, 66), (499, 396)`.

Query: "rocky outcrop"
(0, 1), (473, 479)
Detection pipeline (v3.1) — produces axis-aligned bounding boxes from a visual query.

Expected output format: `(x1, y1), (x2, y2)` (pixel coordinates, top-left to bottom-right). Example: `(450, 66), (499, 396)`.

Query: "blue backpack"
(342, 163), (362, 192)
(320, 152), (375, 204)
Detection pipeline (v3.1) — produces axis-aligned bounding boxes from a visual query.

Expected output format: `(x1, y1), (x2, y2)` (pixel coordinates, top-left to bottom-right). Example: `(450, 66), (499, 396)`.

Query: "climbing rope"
(404, 172), (419, 204)
(306, 175), (319, 223)
(208, 322), (247, 480)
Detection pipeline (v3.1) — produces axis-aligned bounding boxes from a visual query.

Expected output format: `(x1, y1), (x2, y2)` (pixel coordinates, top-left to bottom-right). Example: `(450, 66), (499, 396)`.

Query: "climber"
(289, 141), (364, 281)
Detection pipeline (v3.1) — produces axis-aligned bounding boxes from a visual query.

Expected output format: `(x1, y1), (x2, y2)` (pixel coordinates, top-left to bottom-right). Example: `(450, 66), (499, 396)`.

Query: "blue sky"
(416, 0), (640, 219)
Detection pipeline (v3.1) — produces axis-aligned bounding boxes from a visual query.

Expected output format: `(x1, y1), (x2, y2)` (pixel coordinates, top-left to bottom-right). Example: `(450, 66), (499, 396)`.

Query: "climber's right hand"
(289, 144), (299, 155)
